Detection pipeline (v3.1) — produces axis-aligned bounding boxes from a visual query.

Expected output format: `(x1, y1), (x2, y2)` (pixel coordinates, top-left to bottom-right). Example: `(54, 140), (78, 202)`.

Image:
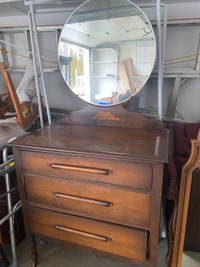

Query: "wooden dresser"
(10, 105), (169, 267)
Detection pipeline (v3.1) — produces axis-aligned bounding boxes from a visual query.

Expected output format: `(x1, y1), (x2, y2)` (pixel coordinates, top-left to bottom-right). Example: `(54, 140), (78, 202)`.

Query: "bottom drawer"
(27, 206), (148, 262)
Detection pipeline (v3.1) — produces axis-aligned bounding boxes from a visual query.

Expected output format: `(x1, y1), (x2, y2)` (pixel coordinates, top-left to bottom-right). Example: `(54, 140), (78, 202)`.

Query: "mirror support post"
(28, 11), (44, 128)
(26, 1), (52, 126)
(156, 0), (163, 121)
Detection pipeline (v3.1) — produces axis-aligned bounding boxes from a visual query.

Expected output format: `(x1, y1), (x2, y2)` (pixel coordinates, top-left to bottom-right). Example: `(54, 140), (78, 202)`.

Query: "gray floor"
(4, 238), (167, 267)
(182, 251), (200, 267)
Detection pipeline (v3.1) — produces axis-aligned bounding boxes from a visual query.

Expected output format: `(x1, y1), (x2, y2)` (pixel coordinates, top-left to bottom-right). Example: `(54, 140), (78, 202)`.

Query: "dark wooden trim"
(171, 130), (200, 267)
(57, 104), (164, 129)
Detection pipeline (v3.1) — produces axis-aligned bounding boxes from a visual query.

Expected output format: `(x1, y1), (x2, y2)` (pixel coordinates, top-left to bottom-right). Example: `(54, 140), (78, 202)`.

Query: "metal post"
(24, 30), (32, 59)
(55, 29), (61, 47)
(0, 32), (9, 67)
(2, 148), (18, 267)
(195, 34), (200, 70)
(166, 76), (181, 119)
(28, 12), (44, 128)
(137, 3), (167, 120)
(28, 3), (52, 124)
(156, 0), (163, 121)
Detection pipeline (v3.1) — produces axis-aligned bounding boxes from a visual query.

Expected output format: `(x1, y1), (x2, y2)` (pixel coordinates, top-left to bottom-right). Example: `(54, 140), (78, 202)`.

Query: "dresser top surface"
(11, 123), (169, 163)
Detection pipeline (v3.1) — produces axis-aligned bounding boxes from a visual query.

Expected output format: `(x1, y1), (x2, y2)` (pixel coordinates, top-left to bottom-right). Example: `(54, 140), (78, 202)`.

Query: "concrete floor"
(4, 238), (167, 267)
(182, 251), (200, 267)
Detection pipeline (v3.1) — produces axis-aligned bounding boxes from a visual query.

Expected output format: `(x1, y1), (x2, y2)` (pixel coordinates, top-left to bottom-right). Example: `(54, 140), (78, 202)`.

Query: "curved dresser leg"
(165, 177), (178, 267)
(166, 198), (178, 266)
(28, 236), (38, 267)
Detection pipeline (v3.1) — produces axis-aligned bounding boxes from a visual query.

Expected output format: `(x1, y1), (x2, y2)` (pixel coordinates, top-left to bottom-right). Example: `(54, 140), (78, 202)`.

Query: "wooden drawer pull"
(55, 225), (111, 242)
(53, 192), (113, 207)
(50, 163), (112, 175)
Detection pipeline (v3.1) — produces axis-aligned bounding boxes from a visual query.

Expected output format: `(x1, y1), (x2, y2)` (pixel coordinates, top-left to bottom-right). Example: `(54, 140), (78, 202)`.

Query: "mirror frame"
(172, 130), (200, 267)
(58, 0), (156, 106)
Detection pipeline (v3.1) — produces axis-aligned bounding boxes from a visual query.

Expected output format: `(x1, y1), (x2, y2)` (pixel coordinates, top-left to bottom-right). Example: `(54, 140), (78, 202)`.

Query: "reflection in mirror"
(58, 0), (156, 106)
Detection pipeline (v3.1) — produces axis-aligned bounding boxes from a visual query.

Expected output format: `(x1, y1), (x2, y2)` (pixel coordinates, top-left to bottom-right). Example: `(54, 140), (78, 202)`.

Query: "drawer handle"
(53, 192), (113, 207)
(50, 163), (112, 175)
(55, 225), (111, 242)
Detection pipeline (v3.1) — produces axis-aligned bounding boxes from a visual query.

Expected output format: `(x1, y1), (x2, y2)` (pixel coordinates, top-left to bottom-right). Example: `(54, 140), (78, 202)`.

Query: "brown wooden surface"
(11, 123), (169, 163)
(27, 206), (148, 262)
(57, 104), (164, 129)
(10, 107), (169, 267)
(24, 173), (151, 228)
(171, 130), (200, 267)
(20, 150), (153, 190)
(184, 168), (200, 252)
(34, 233), (144, 266)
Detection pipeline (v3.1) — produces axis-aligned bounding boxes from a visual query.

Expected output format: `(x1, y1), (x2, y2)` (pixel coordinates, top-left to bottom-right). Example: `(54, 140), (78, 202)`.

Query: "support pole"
(156, 0), (163, 121)
(28, 12), (44, 128)
(2, 148), (18, 267)
(0, 33), (9, 67)
(28, 3), (52, 125)
(195, 34), (200, 70)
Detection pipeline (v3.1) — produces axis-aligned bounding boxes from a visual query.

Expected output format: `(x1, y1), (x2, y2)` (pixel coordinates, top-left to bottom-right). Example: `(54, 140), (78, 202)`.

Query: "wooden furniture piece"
(0, 91), (14, 117)
(10, 104), (169, 267)
(0, 62), (38, 129)
(171, 129), (200, 267)
(165, 123), (200, 266)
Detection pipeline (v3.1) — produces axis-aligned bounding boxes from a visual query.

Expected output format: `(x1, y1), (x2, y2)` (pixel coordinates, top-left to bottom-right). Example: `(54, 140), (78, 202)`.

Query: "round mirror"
(58, 0), (156, 106)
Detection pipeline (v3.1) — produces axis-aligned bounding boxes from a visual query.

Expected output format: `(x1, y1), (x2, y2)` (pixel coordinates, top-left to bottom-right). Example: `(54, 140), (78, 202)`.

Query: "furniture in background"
(0, 61), (39, 265)
(0, 90), (14, 117)
(165, 123), (200, 266)
(0, 62), (39, 130)
(171, 129), (200, 267)
(11, 104), (169, 267)
(0, 120), (26, 267)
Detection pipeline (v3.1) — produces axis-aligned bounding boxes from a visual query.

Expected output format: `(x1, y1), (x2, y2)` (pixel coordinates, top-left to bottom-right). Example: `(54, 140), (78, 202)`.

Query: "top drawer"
(20, 150), (152, 191)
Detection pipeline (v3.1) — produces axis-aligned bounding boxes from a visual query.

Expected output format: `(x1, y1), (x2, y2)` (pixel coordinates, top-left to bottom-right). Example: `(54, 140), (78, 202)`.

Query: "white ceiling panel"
(0, 1), (199, 18)
(61, 15), (154, 48)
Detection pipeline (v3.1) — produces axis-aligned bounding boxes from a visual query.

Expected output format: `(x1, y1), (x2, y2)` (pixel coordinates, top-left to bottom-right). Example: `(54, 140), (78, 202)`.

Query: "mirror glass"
(58, 0), (156, 106)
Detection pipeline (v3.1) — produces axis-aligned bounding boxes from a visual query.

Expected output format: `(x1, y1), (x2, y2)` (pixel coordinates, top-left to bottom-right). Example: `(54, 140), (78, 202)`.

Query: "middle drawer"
(24, 174), (151, 228)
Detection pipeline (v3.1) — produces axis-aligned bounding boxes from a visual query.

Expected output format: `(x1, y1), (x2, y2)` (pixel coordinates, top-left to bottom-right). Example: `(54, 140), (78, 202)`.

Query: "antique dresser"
(10, 0), (169, 266)
(10, 105), (169, 267)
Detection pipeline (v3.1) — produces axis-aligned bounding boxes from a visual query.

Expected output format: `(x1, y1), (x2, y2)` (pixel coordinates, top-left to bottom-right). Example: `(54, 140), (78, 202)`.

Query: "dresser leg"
(28, 236), (38, 266)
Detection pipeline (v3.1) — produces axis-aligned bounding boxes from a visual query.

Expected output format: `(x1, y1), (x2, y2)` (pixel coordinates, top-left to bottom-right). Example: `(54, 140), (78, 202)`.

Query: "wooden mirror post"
(171, 130), (200, 267)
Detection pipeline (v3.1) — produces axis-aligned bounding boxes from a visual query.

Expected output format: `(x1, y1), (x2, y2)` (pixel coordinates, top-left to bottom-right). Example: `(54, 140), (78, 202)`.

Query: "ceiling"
(0, 0), (198, 18)
(0, 0), (84, 17)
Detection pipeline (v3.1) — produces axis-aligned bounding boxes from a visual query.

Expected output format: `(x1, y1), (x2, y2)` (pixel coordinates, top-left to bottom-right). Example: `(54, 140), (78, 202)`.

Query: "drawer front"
(20, 151), (152, 190)
(27, 206), (148, 262)
(24, 174), (151, 227)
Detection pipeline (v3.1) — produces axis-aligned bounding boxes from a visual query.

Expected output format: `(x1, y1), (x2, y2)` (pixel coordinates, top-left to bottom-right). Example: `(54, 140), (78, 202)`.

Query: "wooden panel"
(10, 123), (169, 163)
(27, 206), (148, 262)
(56, 104), (165, 129)
(20, 150), (152, 191)
(184, 168), (200, 252)
(24, 174), (151, 228)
